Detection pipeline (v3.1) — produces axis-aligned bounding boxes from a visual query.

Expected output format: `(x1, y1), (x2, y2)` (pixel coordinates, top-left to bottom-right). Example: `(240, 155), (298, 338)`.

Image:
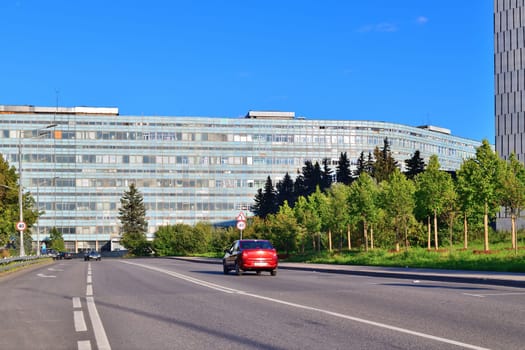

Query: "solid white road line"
(87, 275), (92, 284)
(77, 340), (92, 350)
(86, 284), (93, 296)
(73, 297), (82, 309)
(121, 261), (491, 350)
(463, 292), (525, 298)
(86, 296), (111, 350)
(74, 310), (88, 332)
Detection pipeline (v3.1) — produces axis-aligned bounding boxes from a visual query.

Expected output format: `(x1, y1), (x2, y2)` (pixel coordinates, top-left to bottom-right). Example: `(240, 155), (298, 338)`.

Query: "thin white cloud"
(416, 16), (429, 24)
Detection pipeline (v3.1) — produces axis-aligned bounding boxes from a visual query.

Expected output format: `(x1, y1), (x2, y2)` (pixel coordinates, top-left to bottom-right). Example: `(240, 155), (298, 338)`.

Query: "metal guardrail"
(0, 255), (49, 273)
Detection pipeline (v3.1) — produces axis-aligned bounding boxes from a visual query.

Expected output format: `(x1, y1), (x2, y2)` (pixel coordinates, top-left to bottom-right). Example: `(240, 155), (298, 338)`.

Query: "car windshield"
(240, 241), (273, 249)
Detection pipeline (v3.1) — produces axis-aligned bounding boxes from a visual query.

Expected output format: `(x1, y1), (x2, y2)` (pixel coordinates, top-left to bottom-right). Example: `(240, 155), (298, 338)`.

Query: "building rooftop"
(0, 104), (119, 116)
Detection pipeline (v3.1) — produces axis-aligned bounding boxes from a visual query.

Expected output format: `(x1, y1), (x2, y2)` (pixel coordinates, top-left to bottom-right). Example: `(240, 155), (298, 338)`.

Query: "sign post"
(236, 211), (246, 239)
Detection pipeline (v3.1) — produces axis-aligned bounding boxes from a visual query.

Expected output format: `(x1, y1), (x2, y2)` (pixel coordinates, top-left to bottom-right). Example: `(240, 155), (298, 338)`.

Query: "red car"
(223, 239), (278, 276)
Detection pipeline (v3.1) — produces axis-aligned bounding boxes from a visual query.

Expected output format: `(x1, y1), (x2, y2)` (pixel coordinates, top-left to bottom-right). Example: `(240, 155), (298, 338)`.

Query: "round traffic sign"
(16, 221), (26, 231)
(236, 220), (246, 230)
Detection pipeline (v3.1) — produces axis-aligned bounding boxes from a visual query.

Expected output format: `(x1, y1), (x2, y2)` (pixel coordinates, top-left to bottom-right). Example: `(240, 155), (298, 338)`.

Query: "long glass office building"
(0, 105), (480, 252)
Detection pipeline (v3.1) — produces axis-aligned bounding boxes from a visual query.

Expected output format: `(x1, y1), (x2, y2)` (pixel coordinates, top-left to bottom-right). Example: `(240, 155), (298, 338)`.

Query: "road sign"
(236, 220), (246, 230)
(16, 221), (26, 231)
(236, 211), (246, 222)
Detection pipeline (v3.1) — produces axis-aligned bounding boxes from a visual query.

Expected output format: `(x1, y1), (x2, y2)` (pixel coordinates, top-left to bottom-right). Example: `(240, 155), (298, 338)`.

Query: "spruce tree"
(276, 172), (296, 208)
(118, 183), (149, 255)
(320, 158), (333, 191)
(404, 150), (426, 179)
(336, 152), (352, 185)
(259, 176), (277, 219)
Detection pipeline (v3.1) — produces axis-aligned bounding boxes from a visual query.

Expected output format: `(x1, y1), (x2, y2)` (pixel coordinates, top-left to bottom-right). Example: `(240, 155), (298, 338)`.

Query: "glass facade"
(495, 0), (525, 160)
(0, 106), (480, 252)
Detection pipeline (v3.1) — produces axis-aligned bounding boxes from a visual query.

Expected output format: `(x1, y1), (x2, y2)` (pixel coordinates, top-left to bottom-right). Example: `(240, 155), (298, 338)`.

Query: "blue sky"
(1, 1), (493, 142)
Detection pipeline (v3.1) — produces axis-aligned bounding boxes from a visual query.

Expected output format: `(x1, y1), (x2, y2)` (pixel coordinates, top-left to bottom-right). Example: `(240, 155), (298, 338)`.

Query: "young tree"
(294, 196), (322, 252)
(455, 158), (479, 249)
(326, 183), (351, 251)
(468, 139), (505, 251)
(380, 169), (416, 251)
(118, 183), (149, 255)
(415, 155), (454, 250)
(499, 153), (525, 251)
(336, 152), (352, 185)
(348, 173), (380, 252)
(265, 201), (299, 254)
(404, 150), (426, 180)
(48, 226), (65, 252)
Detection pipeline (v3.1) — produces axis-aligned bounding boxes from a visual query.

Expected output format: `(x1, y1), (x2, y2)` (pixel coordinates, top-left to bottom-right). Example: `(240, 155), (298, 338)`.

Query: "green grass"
(284, 243), (525, 272)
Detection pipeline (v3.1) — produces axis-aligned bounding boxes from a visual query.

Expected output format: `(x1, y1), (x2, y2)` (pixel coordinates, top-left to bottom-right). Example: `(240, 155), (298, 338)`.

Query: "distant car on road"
(223, 239), (278, 276)
(85, 250), (101, 261)
(55, 251), (73, 260)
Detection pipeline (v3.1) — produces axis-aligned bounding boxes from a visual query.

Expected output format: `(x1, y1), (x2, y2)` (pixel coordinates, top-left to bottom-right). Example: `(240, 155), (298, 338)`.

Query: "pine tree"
(259, 176), (278, 219)
(404, 150), (426, 179)
(118, 183), (149, 255)
(336, 152), (352, 185)
(372, 138), (398, 183)
(276, 172), (296, 208)
(354, 151), (366, 178)
(320, 158), (333, 191)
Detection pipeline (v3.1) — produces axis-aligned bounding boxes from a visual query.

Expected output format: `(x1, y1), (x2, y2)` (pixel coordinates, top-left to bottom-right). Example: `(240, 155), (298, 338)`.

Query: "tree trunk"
(347, 224), (352, 250)
(427, 216), (431, 250)
(511, 213), (516, 250)
(370, 226), (374, 250)
(449, 213), (454, 251)
(463, 212), (468, 249)
(328, 229), (333, 252)
(404, 225), (409, 251)
(433, 210), (438, 250)
(364, 221), (369, 252)
(484, 201), (489, 251)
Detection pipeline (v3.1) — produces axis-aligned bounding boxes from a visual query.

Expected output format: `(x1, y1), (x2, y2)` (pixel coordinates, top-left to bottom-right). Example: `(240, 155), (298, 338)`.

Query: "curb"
(167, 257), (525, 288)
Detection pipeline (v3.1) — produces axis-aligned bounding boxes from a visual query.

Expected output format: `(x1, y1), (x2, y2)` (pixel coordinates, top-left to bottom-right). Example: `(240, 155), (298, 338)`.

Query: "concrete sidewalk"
(169, 257), (525, 288)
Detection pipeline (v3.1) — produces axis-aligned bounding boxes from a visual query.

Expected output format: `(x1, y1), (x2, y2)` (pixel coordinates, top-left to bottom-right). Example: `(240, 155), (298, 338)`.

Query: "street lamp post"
(17, 132), (25, 257)
(35, 176), (59, 256)
(17, 124), (57, 257)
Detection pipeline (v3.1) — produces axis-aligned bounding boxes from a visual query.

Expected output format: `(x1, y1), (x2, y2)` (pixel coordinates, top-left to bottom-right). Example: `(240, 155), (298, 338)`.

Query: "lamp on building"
(17, 124), (57, 257)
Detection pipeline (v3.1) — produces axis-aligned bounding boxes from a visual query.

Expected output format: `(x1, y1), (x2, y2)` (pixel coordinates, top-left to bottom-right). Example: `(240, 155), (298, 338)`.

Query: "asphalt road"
(0, 258), (524, 350)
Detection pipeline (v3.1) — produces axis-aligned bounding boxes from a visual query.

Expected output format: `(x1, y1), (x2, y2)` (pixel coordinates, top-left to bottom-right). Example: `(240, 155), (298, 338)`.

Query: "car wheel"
(223, 264), (229, 274)
(234, 261), (242, 276)
(270, 269), (277, 276)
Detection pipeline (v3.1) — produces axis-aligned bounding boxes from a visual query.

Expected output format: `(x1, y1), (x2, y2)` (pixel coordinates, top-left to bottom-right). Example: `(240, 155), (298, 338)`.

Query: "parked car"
(85, 250), (101, 261)
(223, 239), (278, 276)
(55, 251), (73, 260)
(45, 249), (59, 260)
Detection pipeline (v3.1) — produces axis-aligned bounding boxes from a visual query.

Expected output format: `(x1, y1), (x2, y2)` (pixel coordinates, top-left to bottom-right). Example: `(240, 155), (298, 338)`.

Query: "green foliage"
(118, 184), (149, 255)
(372, 138), (399, 183)
(336, 152), (352, 185)
(265, 202), (299, 253)
(48, 227), (65, 251)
